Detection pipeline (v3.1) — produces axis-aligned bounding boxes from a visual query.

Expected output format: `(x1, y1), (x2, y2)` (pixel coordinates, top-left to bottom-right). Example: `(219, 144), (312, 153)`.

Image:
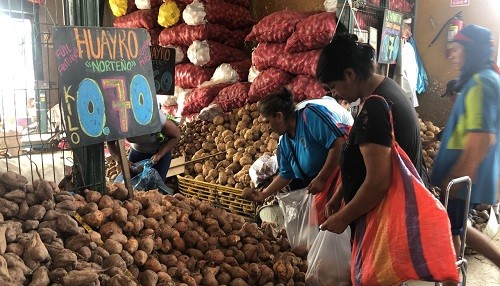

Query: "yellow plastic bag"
(158, 0), (181, 28)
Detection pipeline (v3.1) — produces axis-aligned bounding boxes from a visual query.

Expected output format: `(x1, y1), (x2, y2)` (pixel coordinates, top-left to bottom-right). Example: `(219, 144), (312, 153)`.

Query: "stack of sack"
(388, 0), (414, 14)
(245, 10), (339, 103)
(109, 0), (254, 118)
(158, 0), (254, 117)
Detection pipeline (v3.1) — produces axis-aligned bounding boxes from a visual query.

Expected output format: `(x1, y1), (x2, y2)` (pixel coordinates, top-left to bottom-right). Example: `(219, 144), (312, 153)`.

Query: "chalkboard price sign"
(150, 46), (175, 95)
(53, 26), (161, 148)
(378, 10), (403, 64)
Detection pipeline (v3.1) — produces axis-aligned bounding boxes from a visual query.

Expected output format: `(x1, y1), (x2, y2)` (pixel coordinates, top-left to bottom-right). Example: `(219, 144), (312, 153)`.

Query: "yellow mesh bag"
(109, 0), (130, 17)
(158, 0), (181, 28)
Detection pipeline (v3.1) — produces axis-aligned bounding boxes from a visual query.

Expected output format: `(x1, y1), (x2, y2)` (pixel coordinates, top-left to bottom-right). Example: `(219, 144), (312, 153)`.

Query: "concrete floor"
(407, 230), (500, 286)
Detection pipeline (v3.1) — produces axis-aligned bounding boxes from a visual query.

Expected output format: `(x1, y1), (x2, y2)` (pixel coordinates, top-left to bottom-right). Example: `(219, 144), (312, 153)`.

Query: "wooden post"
(118, 139), (134, 199)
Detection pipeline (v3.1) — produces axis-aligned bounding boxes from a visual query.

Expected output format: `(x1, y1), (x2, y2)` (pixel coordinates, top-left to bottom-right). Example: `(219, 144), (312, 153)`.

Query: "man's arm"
(441, 132), (496, 190)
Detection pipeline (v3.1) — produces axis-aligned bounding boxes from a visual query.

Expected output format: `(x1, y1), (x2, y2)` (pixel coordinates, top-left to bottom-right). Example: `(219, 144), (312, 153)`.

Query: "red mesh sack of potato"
(224, 28), (250, 49)
(177, 0), (250, 7)
(135, 0), (163, 9)
(227, 59), (251, 82)
(159, 23), (246, 48)
(113, 8), (160, 30)
(183, 0), (254, 30)
(175, 63), (215, 88)
(355, 13), (378, 29)
(187, 40), (248, 67)
(214, 82), (251, 112)
(182, 83), (232, 115)
(109, 0), (137, 17)
(148, 28), (162, 45)
(252, 43), (286, 71)
(245, 10), (310, 43)
(248, 68), (293, 103)
(222, 0), (250, 8)
(286, 75), (327, 102)
(276, 49), (321, 77)
(285, 12), (337, 53)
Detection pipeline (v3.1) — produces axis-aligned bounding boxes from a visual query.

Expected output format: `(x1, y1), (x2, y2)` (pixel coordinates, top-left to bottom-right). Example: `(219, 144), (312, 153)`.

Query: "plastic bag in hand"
(276, 188), (319, 257)
(306, 229), (351, 286)
(114, 160), (173, 195)
(249, 154), (278, 187)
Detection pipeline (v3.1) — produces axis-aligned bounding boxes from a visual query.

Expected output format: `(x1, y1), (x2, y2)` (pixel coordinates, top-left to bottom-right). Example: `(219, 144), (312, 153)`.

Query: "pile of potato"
(419, 118), (442, 170)
(179, 103), (277, 191)
(0, 170), (307, 285)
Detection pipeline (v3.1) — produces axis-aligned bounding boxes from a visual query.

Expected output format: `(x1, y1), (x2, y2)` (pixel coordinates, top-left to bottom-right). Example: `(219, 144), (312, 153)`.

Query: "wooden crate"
(177, 175), (256, 221)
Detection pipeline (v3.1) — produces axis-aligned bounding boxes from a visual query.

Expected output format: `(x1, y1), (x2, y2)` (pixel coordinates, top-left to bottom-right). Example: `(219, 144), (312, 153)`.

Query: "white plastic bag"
(306, 229), (352, 286)
(175, 87), (192, 118)
(211, 63), (240, 83)
(164, 45), (186, 64)
(248, 65), (260, 82)
(187, 40), (211, 67)
(324, 0), (337, 12)
(277, 188), (319, 257)
(182, 0), (207, 26)
(249, 154), (278, 187)
(198, 103), (224, 122)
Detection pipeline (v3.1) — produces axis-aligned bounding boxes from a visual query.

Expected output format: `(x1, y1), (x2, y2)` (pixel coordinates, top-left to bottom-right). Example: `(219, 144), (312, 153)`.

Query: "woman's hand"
(325, 194), (342, 218)
(325, 183), (343, 218)
(251, 191), (267, 203)
(307, 176), (326, 195)
(150, 153), (162, 165)
(320, 212), (350, 234)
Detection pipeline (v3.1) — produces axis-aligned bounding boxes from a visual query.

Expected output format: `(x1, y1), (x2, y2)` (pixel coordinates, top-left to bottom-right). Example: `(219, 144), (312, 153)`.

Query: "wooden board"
(166, 155), (186, 178)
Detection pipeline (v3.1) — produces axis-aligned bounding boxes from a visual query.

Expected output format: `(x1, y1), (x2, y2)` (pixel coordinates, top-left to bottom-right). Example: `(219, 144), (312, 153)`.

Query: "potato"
(104, 239), (123, 254)
(0, 171), (28, 189)
(30, 266), (50, 286)
(53, 249), (78, 268)
(139, 237), (154, 255)
(217, 272), (231, 285)
(3, 253), (31, 275)
(56, 214), (80, 235)
(62, 269), (99, 286)
(144, 257), (163, 272)
(140, 270), (158, 286)
(133, 250), (148, 266)
(230, 278), (249, 286)
(108, 273), (137, 286)
(172, 236), (186, 252)
(103, 253), (127, 270)
(0, 198), (19, 217)
(205, 249), (225, 265)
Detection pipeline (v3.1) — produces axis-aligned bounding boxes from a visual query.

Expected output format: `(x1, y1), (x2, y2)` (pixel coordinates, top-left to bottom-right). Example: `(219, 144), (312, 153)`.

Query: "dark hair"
(258, 88), (295, 119)
(316, 33), (376, 84)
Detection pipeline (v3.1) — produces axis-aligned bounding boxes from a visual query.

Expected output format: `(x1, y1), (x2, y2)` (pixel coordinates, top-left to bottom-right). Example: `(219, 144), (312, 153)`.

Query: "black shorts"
(445, 198), (476, 236)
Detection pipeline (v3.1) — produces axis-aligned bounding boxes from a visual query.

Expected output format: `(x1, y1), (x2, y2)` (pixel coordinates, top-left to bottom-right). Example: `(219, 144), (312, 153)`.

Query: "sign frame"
(150, 45), (176, 96)
(53, 26), (161, 148)
(378, 9), (404, 65)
